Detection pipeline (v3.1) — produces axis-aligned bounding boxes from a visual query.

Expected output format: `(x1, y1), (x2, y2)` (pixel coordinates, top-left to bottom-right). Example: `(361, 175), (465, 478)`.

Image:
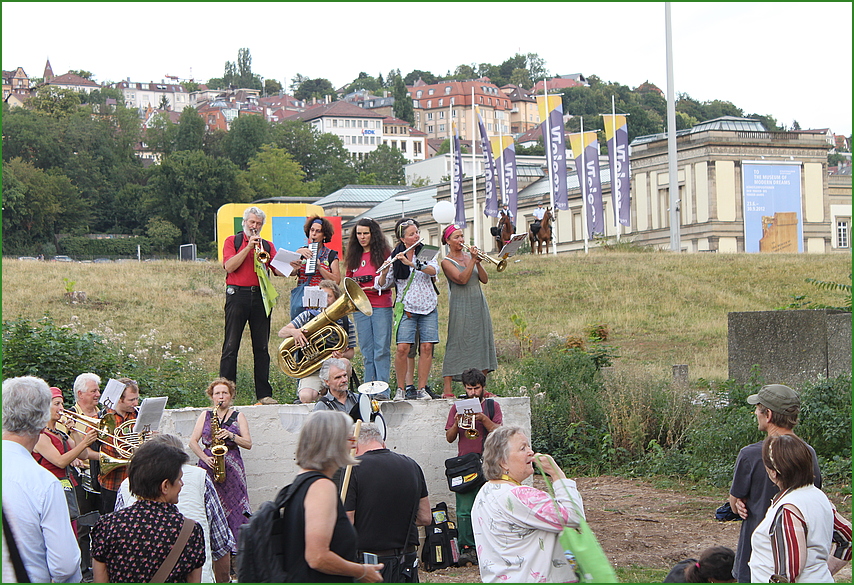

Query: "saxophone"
(209, 403), (228, 483)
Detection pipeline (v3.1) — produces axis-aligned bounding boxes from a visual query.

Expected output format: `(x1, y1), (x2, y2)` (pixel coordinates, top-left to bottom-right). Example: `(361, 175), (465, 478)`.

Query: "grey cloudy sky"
(3, 2), (851, 135)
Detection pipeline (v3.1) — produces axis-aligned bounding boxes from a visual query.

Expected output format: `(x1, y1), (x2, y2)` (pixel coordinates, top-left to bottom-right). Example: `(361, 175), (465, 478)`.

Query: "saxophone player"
(278, 280), (357, 404)
(189, 378), (252, 564)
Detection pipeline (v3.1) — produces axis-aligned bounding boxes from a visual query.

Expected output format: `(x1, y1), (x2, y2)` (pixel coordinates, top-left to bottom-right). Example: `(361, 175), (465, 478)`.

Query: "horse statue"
(529, 207), (552, 254)
(493, 213), (514, 252)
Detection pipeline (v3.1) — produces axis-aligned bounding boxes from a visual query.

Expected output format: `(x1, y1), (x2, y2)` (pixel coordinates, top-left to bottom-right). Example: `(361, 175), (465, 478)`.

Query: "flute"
(376, 239), (424, 274)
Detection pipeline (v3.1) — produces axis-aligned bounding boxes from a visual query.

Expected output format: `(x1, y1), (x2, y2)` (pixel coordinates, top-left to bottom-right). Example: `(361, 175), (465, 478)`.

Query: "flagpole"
(471, 87), (480, 250)
(612, 95), (621, 242)
(499, 128), (507, 223)
(580, 116), (589, 254)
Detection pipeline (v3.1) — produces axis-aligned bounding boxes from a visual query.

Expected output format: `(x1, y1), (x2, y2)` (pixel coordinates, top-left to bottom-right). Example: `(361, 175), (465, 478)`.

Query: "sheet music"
(454, 397), (483, 414)
(302, 286), (327, 309)
(100, 379), (126, 411)
(416, 245), (440, 262)
(269, 248), (302, 276)
(133, 397), (168, 433)
(499, 233), (529, 257)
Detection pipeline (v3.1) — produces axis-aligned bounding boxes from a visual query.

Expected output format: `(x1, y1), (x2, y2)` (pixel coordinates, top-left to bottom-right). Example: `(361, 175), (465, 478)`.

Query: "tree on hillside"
(158, 95), (170, 110)
(403, 69), (439, 85)
(223, 114), (271, 170)
(144, 112), (178, 156)
(69, 69), (93, 80)
(293, 77), (335, 102)
(29, 86), (81, 117)
(146, 150), (250, 244)
(244, 145), (319, 199)
(392, 76), (415, 126)
(354, 144), (407, 185)
(146, 216), (182, 254)
(268, 120), (350, 182)
(175, 106), (205, 152)
(453, 64), (477, 80)
(203, 129), (228, 159)
(182, 81), (200, 93)
(264, 78), (282, 96)
(510, 68), (532, 89)
(344, 72), (382, 94)
(1, 108), (70, 169)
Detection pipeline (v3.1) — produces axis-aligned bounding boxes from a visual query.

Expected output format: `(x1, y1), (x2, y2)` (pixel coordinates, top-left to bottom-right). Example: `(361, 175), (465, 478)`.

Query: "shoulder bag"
(149, 517), (197, 583)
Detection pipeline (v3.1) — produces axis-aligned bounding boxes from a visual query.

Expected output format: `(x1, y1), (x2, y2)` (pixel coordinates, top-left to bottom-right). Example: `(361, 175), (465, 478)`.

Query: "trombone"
(376, 238), (424, 274)
(461, 242), (508, 272)
(251, 229), (270, 263)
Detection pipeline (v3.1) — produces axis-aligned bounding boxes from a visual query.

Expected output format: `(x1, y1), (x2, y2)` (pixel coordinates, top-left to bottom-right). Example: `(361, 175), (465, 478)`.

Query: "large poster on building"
(742, 162), (803, 253)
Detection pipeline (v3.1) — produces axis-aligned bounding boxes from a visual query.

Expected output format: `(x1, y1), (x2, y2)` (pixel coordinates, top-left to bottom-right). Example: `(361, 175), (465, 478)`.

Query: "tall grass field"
(3, 251), (849, 388)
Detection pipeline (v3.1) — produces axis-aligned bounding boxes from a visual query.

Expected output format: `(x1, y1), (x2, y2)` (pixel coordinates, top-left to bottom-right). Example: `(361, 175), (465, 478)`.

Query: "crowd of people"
(3, 205), (852, 583)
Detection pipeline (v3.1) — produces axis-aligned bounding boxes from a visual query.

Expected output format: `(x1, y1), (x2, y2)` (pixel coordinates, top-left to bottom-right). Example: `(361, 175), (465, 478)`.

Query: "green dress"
(442, 258), (498, 379)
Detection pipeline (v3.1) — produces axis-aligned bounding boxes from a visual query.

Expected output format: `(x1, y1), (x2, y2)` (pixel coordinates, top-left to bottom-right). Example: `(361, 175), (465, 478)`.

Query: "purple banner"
(501, 142), (518, 220)
(452, 131), (466, 227)
(543, 106), (569, 210)
(604, 116), (631, 226)
(573, 138), (604, 238)
(477, 111), (499, 217)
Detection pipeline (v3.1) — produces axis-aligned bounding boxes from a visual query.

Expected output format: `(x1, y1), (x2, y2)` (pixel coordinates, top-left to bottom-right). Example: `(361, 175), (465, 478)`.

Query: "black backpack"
(236, 471), (324, 582)
(420, 502), (459, 571)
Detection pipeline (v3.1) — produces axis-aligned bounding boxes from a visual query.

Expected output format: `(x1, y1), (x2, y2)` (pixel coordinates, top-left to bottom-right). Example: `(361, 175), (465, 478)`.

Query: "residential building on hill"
(111, 78), (190, 112)
(406, 79), (511, 142)
(499, 84), (540, 134)
(2, 67), (30, 100)
(289, 100), (386, 159)
(530, 73), (588, 94)
(343, 89), (395, 118)
(382, 116), (427, 163)
(45, 71), (100, 94)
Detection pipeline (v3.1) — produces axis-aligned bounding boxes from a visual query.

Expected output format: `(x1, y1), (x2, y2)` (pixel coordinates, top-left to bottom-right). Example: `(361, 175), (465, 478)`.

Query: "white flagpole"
(612, 95), (621, 242)
(472, 87), (480, 250)
(580, 116), (589, 254)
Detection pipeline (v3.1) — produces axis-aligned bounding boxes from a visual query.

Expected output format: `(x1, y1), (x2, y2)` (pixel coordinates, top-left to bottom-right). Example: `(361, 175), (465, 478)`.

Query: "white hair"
(73, 372), (101, 396)
(2, 376), (52, 437)
(243, 206), (266, 223)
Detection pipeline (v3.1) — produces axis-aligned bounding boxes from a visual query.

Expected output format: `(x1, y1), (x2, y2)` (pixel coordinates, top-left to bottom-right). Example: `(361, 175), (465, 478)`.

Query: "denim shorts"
(396, 308), (439, 345)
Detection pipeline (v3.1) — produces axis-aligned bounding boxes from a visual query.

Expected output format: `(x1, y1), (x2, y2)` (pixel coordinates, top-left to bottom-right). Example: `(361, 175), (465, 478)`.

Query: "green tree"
(29, 86), (81, 116)
(223, 114), (271, 169)
(293, 77), (335, 102)
(175, 106), (205, 152)
(158, 95), (170, 110)
(403, 70), (439, 85)
(264, 78), (282, 96)
(244, 145), (319, 199)
(234, 47), (262, 90)
(182, 81), (200, 93)
(203, 129), (228, 159)
(269, 120), (350, 182)
(453, 64), (477, 80)
(344, 72), (382, 94)
(144, 112), (178, 156)
(146, 216), (182, 254)
(510, 67), (532, 89)
(354, 144), (407, 185)
(68, 69), (93, 79)
(206, 77), (225, 90)
(146, 150), (250, 244)
(1, 107), (70, 169)
(392, 76), (415, 126)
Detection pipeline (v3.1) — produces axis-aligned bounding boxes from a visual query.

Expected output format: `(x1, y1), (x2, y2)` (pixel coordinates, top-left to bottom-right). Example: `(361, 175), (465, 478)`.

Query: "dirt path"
(422, 475), (851, 582)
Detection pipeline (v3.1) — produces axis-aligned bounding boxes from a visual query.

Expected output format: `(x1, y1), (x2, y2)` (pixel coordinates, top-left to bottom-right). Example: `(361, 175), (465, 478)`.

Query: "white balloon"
(432, 200), (456, 224)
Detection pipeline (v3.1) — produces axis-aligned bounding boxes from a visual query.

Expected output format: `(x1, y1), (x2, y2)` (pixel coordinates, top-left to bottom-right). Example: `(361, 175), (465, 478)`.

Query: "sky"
(3, 2), (852, 135)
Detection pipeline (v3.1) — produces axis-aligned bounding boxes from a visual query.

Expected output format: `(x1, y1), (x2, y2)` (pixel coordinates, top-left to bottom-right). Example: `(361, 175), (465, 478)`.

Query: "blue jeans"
(354, 307), (392, 383)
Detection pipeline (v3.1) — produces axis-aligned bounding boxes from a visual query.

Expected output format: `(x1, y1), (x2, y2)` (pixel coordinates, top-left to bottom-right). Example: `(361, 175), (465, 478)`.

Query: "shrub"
(797, 375), (852, 460)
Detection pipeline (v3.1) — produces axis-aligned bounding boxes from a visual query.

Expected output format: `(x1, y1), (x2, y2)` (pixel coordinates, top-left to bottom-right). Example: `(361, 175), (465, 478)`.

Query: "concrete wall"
(158, 397), (531, 512)
(728, 310), (852, 384)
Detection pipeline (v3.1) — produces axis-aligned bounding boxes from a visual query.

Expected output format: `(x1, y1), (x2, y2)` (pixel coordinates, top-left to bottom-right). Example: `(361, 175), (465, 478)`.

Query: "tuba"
(277, 278), (373, 378)
(209, 404), (228, 483)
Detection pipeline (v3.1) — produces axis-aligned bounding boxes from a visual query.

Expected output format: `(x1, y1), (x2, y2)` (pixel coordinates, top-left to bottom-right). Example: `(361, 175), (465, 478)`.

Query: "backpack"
(236, 471), (324, 582)
(420, 502), (459, 571)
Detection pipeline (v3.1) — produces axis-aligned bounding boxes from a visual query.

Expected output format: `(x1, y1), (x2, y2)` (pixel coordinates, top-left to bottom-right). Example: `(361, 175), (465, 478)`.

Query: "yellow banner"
(535, 94), (562, 120)
(490, 135), (513, 158)
(568, 131), (598, 155)
(601, 114), (627, 142)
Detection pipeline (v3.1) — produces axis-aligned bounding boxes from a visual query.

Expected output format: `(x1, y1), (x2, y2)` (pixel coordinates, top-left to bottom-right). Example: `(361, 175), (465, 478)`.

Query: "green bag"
(392, 271), (415, 338)
(538, 463), (618, 583)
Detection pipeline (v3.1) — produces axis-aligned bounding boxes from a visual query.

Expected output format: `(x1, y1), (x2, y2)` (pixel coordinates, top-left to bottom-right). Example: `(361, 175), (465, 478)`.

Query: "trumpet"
(376, 239), (424, 274)
(461, 242), (508, 272)
(459, 408), (479, 439)
(251, 229), (270, 263)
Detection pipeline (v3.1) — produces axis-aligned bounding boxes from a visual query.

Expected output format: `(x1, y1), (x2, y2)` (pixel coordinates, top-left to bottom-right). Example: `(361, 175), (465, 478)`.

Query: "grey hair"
(318, 358), (350, 388)
(2, 376), (52, 437)
(482, 425), (527, 480)
(243, 206), (266, 223)
(73, 372), (101, 396)
(147, 433), (184, 451)
(357, 422), (383, 445)
(296, 410), (359, 472)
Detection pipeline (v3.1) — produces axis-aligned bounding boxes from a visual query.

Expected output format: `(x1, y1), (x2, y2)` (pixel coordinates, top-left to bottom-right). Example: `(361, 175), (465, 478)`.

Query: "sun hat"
(746, 384), (800, 415)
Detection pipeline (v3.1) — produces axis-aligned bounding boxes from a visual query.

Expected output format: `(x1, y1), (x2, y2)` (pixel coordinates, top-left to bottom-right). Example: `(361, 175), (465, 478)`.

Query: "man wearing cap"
(728, 384), (821, 582)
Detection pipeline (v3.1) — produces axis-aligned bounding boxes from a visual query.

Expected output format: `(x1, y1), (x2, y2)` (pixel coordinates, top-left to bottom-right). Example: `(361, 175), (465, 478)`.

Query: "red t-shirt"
(346, 251), (393, 308)
(223, 234), (276, 286)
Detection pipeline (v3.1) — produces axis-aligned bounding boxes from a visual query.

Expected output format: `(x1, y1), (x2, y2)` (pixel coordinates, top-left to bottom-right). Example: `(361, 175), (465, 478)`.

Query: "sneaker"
(375, 389), (391, 401)
(424, 385), (440, 399)
(394, 388), (405, 401)
(255, 396), (278, 405)
(404, 384), (418, 400)
(457, 548), (478, 567)
(416, 388), (432, 400)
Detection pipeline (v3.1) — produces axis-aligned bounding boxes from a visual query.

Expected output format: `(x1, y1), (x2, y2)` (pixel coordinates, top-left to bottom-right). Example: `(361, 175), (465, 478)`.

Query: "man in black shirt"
(344, 423), (431, 582)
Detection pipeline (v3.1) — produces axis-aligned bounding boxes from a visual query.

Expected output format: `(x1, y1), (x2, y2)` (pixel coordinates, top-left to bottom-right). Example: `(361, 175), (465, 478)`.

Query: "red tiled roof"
(47, 72), (100, 88)
(290, 100), (385, 121)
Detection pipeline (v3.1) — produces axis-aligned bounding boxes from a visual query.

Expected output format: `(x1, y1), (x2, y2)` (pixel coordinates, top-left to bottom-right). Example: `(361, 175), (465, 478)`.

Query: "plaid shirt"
(98, 409), (136, 491)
